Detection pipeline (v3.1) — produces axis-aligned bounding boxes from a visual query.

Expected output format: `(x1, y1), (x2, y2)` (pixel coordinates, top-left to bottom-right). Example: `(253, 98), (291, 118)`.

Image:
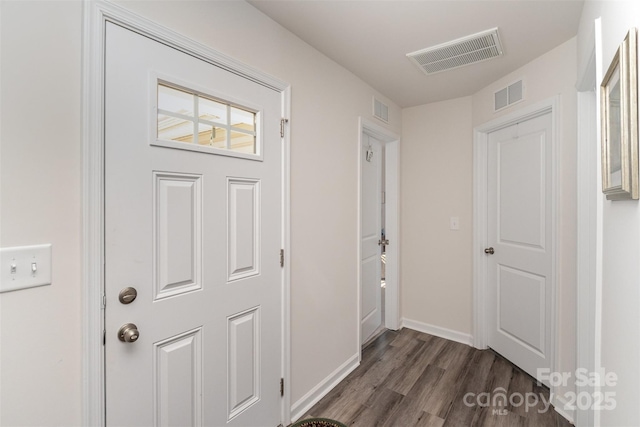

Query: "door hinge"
(280, 378), (284, 397)
(280, 249), (285, 268)
(280, 118), (288, 138)
(103, 329), (106, 346)
(102, 294), (107, 309)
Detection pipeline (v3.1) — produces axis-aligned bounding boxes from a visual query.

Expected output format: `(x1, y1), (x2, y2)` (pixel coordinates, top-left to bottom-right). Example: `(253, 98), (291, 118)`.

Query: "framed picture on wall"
(601, 27), (638, 200)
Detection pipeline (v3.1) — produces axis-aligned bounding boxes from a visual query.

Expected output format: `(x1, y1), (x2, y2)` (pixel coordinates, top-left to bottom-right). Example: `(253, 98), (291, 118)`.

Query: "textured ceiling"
(248, 0), (585, 107)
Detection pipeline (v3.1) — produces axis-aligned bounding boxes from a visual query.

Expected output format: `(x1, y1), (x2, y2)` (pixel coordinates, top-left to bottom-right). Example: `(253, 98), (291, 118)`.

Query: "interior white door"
(487, 112), (553, 384)
(105, 23), (282, 426)
(361, 133), (382, 343)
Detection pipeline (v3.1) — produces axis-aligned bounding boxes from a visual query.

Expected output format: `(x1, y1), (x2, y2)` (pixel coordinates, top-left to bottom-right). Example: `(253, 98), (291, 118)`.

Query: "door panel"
(227, 307), (260, 420)
(154, 172), (202, 298)
(105, 23), (282, 426)
(487, 112), (552, 384)
(227, 178), (260, 281)
(154, 328), (202, 426)
(497, 136), (545, 248)
(498, 266), (545, 354)
(361, 134), (382, 343)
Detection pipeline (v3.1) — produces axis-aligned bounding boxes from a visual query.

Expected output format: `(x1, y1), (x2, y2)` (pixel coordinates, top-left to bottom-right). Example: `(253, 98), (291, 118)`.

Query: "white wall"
(578, 2), (640, 425)
(0, 2), (83, 425)
(0, 1), (401, 425)
(401, 97), (473, 336)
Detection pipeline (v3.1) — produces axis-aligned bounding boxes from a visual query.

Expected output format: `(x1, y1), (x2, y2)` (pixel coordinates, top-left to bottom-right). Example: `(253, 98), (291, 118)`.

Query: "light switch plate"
(450, 216), (460, 230)
(0, 244), (52, 293)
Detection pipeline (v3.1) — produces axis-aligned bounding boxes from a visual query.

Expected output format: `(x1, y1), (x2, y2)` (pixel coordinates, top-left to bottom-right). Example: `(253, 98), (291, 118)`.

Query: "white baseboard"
(552, 393), (575, 424)
(401, 318), (474, 346)
(290, 352), (360, 422)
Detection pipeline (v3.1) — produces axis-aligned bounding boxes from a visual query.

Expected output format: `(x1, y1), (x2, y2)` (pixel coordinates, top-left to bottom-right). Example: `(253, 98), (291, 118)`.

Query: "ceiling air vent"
(494, 79), (524, 112)
(373, 97), (389, 123)
(407, 28), (503, 75)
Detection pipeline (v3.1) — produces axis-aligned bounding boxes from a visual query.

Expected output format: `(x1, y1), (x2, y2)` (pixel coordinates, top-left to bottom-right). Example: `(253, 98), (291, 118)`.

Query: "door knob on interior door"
(118, 323), (140, 343)
(484, 247), (495, 255)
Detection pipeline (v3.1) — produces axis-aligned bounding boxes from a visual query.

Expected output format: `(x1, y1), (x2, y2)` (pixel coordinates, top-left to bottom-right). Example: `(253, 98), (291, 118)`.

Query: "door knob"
(118, 323), (140, 343)
(378, 239), (390, 246)
(484, 247), (495, 255)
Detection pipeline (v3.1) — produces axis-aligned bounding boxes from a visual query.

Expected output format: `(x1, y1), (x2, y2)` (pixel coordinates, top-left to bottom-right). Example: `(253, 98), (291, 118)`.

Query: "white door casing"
(486, 112), (554, 384)
(575, 20), (602, 427)
(357, 118), (400, 350)
(360, 133), (382, 343)
(104, 22), (283, 426)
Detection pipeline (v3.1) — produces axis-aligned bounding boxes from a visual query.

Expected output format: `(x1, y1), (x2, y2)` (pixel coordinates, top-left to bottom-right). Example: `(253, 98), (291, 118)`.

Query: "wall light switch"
(0, 244), (52, 293)
(450, 216), (460, 231)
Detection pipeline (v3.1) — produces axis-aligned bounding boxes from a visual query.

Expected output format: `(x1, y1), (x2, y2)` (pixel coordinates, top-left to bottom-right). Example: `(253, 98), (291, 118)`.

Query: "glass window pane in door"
(230, 107), (255, 132)
(199, 97), (227, 124)
(198, 123), (227, 148)
(158, 113), (194, 143)
(158, 84), (194, 116)
(230, 131), (255, 154)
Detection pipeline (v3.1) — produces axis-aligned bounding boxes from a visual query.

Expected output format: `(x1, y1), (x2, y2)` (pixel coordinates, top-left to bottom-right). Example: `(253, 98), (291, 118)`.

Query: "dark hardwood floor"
(300, 328), (573, 427)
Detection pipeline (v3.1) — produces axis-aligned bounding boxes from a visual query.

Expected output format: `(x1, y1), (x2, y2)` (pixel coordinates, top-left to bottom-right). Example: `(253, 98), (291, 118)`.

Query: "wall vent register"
(156, 82), (259, 157)
(494, 79), (524, 112)
(373, 97), (389, 123)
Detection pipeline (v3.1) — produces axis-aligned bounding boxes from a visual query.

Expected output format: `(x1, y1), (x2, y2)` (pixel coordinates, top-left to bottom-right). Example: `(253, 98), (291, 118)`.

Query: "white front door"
(105, 23), (283, 426)
(487, 112), (553, 384)
(361, 133), (382, 343)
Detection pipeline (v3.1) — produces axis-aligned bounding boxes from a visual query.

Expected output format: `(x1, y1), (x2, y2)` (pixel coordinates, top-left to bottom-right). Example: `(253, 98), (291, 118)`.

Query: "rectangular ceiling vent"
(373, 97), (389, 123)
(494, 79), (524, 112)
(407, 28), (503, 75)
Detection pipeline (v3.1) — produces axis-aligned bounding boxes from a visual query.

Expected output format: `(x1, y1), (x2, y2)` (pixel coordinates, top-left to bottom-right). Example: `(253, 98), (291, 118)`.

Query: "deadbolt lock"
(119, 287), (138, 304)
(118, 323), (140, 343)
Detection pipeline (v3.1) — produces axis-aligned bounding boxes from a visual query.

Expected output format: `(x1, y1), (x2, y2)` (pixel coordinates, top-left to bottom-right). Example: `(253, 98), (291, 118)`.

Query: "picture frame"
(601, 28), (638, 200)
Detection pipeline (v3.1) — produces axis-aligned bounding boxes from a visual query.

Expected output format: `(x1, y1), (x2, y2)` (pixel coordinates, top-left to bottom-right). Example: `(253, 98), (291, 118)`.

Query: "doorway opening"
(473, 97), (560, 410)
(82, 3), (292, 425)
(358, 118), (400, 348)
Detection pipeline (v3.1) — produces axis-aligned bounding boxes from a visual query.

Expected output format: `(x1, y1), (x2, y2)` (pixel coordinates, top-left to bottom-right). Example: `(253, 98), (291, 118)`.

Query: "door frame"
(81, 2), (292, 425)
(472, 97), (559, 397)
(357, 118), (401, 349)
(574, 17), (603, 427)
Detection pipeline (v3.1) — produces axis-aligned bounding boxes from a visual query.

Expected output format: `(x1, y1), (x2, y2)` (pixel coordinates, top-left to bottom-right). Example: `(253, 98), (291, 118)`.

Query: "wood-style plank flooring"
(300, 328), (572, 427)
